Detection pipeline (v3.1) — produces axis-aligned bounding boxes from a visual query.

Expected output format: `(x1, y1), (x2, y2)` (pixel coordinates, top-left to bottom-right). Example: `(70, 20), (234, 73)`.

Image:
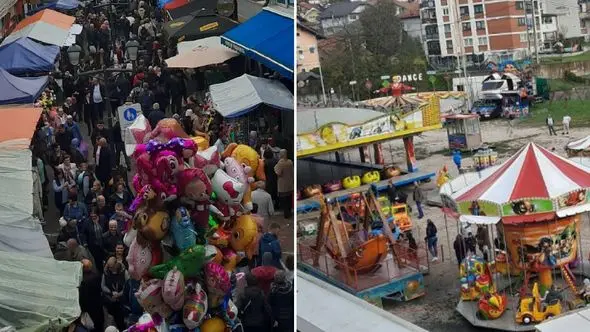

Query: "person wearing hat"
(147, 102), (165, 128)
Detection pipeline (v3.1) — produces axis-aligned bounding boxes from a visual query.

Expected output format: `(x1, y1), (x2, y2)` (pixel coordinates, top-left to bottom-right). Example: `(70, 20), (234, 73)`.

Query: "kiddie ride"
(297, 187), (426, 307)
(515, 283), (562, 325)
(459, 256), (508, 320)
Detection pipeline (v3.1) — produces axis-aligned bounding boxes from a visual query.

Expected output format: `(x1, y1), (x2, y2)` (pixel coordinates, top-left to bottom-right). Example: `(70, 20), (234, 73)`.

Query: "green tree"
(317, 1), (428, 101)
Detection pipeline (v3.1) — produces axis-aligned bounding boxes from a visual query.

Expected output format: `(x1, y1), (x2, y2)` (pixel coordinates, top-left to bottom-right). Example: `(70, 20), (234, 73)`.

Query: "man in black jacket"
(95, 137), (113, 185)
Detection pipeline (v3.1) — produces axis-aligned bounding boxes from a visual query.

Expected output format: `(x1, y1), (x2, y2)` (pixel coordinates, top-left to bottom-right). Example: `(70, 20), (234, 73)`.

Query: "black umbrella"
(163, 15), (239, 43)
(167, 0), (218, 20)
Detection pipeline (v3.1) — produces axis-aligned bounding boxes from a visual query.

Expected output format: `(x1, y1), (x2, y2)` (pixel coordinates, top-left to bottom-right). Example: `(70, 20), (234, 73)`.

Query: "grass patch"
(520, 100), (590, 127)
(540, 52), (590, 64)
(547, 78), (585, 91)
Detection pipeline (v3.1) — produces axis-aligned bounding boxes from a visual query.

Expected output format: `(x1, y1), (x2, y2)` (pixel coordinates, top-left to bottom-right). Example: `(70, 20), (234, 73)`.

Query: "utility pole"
(451, 0), (471, 107)
(531, 0), (540, 64)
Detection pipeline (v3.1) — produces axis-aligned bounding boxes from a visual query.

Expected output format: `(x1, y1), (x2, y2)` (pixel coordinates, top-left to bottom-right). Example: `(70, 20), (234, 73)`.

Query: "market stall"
(221, 7), (294, 80)
(1, 9), (75, 47)
(163, 14), (238, 44)
(0, 37), (59, 74)
(0, 68), (48, 105)
(208, 73), (294, 143)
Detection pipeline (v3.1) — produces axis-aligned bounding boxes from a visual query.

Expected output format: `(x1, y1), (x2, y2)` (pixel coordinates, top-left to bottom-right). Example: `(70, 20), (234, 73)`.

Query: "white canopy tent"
(208, 74), (293, 118)
(165, 37), (239, 69)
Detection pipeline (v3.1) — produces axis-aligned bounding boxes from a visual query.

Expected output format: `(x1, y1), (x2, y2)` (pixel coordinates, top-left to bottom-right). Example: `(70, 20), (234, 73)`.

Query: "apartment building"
(420, 0), (577, 66)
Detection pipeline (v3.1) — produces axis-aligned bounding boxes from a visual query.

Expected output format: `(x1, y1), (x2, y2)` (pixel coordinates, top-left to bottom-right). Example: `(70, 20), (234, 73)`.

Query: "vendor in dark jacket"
(269, 271), (294, 332)
(102, 220), (123, 257)
(238, 273), (272, 332)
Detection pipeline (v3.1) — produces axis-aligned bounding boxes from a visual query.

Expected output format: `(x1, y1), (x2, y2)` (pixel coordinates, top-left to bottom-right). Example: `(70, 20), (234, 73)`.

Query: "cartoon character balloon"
(127, 238), (153, 280)
(162, 267), (185, 311)
(211, 169), (246, 220)
(230, 214), (259, 252)
(135, 279), (173, 318)
(134, 208), (171, 246)
(223, 157), (255, 211)
(183, 283), (208, 329)
(178, 168), (213, 229)
(170, 207), (196, 251)
(204, 262), (231, 308)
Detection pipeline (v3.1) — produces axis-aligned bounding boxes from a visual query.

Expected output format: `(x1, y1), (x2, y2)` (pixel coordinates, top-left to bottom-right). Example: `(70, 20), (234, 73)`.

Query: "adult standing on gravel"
(562, 114), (571, 135)
(412, 181), (425, 219)
(546, 114), (557, 136)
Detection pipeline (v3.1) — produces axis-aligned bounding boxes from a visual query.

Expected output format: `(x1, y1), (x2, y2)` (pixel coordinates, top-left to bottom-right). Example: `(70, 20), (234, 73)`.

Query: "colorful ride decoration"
(503, 215), (580, 294)
(459, 256), (495, 301)
(297, 96), (441, 158)
(515, 282), (562, 325)
(436, 165), (450, 188)
(123, 117), (264, 331)
(440, 142), (590, 293)
(378, 196), (412, 233)
(478, 292), (508, 320)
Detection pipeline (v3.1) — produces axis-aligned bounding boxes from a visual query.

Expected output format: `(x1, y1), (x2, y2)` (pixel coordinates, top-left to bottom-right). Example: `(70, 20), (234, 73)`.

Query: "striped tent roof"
(450, 143), (590, 223)
(454, 143), (590, 203)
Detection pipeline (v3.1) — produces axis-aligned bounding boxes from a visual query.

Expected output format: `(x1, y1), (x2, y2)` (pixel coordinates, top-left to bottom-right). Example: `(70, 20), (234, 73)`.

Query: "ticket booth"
(444, 114), (482, 151)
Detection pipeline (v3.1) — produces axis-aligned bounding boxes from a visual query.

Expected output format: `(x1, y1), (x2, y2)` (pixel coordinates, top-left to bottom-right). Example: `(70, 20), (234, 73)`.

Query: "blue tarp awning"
(0, 68), (48, 105)
(221, 8), (294, 80)
(0, 37), (59, 74)
(27, 0), (79, 14)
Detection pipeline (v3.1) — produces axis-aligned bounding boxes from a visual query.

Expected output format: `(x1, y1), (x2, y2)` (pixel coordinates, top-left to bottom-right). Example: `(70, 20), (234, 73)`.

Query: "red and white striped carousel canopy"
(453, 142), (590, 204)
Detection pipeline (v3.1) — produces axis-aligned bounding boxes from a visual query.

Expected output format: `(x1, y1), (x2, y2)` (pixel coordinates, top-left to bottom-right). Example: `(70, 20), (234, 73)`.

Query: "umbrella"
(163, 15), (238, 43)
(165, 37), (238, 68)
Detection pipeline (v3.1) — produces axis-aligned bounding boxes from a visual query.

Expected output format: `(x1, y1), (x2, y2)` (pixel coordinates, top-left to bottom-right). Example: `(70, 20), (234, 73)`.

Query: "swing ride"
(297, 188), (427, 308)
(440, 142), (590, 331)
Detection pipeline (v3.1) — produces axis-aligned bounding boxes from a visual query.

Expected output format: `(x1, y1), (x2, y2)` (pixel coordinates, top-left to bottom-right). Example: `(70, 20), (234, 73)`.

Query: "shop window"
(518, 17), (526, 26)
(516, 1), (524, 10)
(462, 22), (471, 31)
(444, 24), (451, 33)
(476, 21), (485, 30)
(474, 5), (483, 14)
(443, 8), (449, 15)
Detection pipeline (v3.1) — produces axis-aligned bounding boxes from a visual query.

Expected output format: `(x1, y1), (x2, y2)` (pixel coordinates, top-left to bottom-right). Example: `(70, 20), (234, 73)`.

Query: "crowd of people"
(23, 1), (295, 331)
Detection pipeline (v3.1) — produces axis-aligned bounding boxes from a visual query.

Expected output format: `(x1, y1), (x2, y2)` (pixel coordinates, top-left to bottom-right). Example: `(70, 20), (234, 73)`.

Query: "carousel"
(440, 142), (590, 331)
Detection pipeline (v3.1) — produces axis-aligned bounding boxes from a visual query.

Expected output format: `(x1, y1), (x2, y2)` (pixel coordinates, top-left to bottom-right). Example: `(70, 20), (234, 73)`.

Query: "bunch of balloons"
(124, 119), (266, 332)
